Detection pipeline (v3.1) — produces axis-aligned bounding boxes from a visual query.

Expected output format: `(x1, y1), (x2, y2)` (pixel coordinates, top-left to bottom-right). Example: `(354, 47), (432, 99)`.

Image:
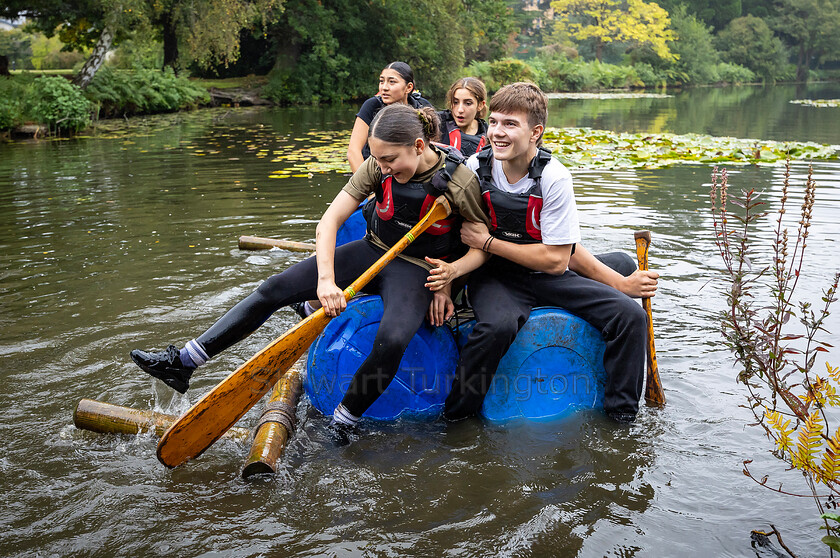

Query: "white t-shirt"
(466, 153), (581, 246)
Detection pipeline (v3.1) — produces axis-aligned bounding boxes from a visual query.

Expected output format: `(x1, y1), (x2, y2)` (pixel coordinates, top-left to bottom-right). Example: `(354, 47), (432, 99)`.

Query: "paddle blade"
(156, 311), (331, 468)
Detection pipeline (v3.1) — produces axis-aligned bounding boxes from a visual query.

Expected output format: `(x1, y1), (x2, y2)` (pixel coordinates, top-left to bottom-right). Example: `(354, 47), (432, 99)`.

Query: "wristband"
(482, 235), (493, 252)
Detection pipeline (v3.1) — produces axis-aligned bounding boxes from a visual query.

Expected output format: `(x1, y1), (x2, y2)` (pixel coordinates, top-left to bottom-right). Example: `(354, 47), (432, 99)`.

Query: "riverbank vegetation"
(0, 70), (209, 134)
(711, 162), (840, 553)
(2, 0), (840, 131)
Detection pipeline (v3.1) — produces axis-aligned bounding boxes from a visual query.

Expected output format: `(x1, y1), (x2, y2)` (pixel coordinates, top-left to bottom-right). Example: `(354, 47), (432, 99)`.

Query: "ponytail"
(369, 104), (440, 146)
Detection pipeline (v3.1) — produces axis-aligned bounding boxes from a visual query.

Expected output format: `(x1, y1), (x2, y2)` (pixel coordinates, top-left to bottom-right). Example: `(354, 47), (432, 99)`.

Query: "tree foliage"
(262, 0), (516, 104)
(550, 0), (676, 62)
(770, 0), (840, 82)
(142, 0), (281, 70)
(716, 15), (785, 81)
(668, 5), (720, 84)
(0, 0), (281, 74)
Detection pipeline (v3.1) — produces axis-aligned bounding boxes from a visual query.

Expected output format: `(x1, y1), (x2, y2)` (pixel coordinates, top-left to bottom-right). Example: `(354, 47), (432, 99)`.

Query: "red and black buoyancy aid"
(476, 146), (553, 245)
(363, 147), (464, 259)
(438, 110), (488, 157)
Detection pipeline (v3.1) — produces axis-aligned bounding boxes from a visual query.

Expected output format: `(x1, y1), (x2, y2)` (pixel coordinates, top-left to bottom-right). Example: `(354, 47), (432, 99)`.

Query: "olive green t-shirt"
(342, 149), (489, 270)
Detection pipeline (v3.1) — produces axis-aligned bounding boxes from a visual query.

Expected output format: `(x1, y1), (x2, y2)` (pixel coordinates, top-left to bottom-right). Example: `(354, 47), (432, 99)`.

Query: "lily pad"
(541, 127), (837, 169)
(789, 99), (840, 108)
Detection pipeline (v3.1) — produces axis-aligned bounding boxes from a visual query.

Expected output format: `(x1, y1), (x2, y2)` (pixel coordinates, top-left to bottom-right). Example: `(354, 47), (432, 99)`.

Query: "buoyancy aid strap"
(478, 145), (550, 195)
(528, 147), (553, 184)
(425, 146), (464, 196)
(475, 144), (493, 185)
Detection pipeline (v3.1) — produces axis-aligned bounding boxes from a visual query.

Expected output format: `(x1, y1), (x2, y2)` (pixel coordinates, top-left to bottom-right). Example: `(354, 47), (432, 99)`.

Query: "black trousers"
(443, 252), (646, 420)
(196, 239), (433, 418)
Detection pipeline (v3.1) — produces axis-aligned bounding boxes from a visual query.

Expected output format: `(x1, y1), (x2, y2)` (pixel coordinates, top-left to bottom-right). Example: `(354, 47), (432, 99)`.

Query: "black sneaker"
(290, 301), (308, 320)
(130, 345), (193, 393)
(327, 419), (357, 447)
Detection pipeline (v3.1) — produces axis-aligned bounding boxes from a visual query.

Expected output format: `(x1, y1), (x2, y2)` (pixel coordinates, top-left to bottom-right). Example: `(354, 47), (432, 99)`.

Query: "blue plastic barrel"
(304, 295), (458, 420)
(335, 206), (367, 247)
(455, 307), (606, 422)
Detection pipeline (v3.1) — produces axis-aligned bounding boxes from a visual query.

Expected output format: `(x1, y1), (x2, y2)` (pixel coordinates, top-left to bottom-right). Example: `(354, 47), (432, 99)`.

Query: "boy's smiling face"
(487, 110), (543, 164)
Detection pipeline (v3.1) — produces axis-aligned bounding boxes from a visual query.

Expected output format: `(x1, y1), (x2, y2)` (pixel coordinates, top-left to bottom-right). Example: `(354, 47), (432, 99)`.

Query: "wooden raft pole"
(241, 360), (304, 479)
(238, 235), (316, 252)
(634, 230), (665, 406)
(73, 399), (250, 443)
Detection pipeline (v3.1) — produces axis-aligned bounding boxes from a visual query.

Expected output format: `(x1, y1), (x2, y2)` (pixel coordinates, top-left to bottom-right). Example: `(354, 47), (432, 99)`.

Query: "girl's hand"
(427, 290), (454, 327)
(619, 270), (660, 298)
(425, 257), (457, 291)
(317, 279), (346, 317)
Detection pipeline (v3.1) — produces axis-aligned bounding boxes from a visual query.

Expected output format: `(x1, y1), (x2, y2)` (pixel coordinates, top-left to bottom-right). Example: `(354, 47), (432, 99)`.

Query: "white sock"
(184, 339), (209, 367)
(332, 404), (360, 427)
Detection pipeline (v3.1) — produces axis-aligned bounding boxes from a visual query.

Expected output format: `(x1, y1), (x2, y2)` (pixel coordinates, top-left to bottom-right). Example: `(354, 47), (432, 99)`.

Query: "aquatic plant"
(258, 127), (836, 178)
(710, 160), (840, 554)
(790, 99), (840, 108)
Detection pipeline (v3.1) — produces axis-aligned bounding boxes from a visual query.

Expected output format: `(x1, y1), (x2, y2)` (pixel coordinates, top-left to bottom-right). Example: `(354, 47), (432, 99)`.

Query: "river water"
(1, 83), (839, 557)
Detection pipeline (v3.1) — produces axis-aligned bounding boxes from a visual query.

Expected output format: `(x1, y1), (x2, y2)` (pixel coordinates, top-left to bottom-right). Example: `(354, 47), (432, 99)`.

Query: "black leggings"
(196, 239), (434, 417)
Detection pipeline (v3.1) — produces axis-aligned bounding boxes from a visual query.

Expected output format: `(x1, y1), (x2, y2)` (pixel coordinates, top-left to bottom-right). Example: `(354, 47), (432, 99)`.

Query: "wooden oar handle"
(634, 231), (651, 273)
(343, 197), (451, 300)
(634, 229), (665, 406)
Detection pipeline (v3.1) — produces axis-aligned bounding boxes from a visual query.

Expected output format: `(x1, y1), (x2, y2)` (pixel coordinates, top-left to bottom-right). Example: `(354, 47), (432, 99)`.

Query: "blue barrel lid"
(454, 307), (606, 423)
(335, 206), (366, 247)
(304, 295), (458, 420)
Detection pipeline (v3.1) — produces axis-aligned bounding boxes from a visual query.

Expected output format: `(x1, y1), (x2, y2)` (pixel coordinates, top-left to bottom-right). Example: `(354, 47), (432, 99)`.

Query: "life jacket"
(363, 146), (464, 259)
(438, 110), (488, 157)
(476, 146), (553, 245)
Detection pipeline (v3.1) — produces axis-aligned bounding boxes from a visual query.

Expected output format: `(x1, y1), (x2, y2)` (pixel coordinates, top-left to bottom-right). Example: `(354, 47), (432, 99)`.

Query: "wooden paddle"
(156, 197), (452, 468)
(634, 230), (665, 406)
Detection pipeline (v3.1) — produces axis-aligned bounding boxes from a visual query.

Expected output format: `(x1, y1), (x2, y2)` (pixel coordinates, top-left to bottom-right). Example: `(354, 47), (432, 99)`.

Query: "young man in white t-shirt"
(432, 82), (658, 423)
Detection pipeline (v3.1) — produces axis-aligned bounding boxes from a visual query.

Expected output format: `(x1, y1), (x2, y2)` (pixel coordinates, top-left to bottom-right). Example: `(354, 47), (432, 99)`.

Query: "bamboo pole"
(238, 236), (316, 252)
(241, 360), (304, 478)
(74, 399), (250, 443)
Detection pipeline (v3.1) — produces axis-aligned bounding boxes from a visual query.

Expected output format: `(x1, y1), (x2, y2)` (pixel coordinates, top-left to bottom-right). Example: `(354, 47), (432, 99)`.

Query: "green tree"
(0, 28), (34, 70)
(658, 0), (742, 30)
(716, 15), (784, 81)
(550, 0), (676, 62)
(771, 0), (840, 82)
(668, 4), (720, 83)
(1, 0), (281, 84)
(1, 0), (147, 87)
(143, 0), (281, 71)
(263, 0), (515, 104)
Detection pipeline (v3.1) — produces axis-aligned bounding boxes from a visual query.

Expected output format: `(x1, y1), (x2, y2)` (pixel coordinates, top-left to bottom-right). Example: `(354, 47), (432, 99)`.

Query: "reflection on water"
(549, 82), (840, 145)
(1, 84), (839, 557)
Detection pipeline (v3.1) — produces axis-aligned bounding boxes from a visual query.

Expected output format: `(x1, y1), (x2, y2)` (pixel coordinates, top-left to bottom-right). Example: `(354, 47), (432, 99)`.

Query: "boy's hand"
(427, 289), (454, 327)
(619, 270), (659, 298)
(461, 221), (491, 250)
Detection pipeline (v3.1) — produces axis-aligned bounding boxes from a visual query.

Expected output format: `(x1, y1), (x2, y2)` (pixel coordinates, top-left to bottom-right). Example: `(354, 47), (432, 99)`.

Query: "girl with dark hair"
(131, 104), (489, 435)
(436, 77), (489, 157)
(347, 61), (433, 172)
